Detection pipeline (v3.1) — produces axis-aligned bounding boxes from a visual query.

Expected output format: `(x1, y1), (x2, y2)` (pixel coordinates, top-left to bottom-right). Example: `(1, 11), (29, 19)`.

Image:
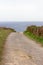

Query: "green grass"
(0, 28), (15, 62)
(24, 31), (43, 46)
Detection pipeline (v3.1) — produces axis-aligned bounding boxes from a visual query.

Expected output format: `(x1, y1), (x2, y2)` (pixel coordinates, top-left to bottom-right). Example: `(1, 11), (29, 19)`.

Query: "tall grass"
(24, 31), (43, 46)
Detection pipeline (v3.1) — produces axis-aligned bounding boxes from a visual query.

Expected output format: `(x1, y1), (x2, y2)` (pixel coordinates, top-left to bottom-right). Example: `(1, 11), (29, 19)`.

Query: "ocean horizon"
(0, 22), (43, 32)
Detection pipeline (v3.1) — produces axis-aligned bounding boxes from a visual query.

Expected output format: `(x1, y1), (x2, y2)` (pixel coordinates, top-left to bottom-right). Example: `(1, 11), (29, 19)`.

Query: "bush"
(26, 25), (43, 37)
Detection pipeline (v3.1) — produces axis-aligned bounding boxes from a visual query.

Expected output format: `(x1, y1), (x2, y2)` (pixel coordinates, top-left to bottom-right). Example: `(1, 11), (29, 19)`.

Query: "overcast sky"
(0, 0), (43, 21)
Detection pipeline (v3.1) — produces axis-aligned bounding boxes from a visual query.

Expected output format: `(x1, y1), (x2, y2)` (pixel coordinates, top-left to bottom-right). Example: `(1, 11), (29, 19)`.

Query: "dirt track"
(1, 32), (43, 65)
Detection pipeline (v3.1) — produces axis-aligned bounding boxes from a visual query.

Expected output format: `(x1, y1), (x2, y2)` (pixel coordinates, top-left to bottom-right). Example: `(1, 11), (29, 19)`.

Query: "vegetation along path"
(1, 32), (43, 65)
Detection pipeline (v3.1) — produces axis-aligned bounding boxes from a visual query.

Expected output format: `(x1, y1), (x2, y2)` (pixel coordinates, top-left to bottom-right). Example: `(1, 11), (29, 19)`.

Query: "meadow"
(0, 27), (16, 62)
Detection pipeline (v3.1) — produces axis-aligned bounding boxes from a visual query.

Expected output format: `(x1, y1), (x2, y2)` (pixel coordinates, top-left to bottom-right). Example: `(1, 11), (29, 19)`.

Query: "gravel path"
(1, 32), (43, 65)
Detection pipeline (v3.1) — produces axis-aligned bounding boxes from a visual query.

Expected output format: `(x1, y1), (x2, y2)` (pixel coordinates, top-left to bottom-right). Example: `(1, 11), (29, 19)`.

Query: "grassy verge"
(24, 31), (43, 46)
(0, 27), (16, 62)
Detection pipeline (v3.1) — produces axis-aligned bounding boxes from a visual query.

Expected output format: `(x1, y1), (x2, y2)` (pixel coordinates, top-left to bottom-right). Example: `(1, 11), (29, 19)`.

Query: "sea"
(0, 22), (43, 32)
